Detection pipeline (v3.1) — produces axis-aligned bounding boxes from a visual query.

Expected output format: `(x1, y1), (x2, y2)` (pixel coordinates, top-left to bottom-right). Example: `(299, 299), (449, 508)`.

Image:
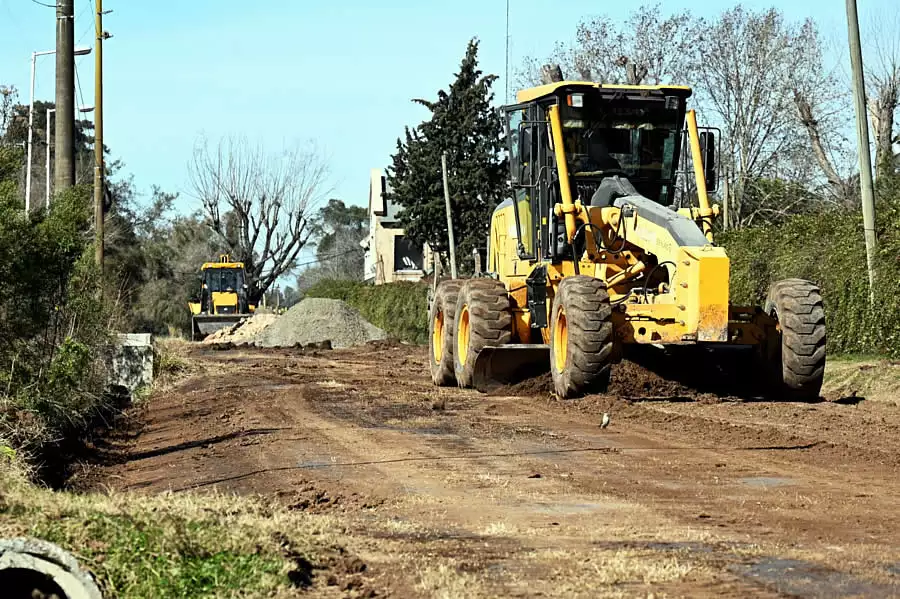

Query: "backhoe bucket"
(191, 314), (247, 341)
(472, 344), (551, 393)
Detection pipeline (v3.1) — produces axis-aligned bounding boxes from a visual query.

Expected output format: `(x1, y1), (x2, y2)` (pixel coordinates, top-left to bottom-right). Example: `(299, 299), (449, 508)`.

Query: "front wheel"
(763, 278), (826, 401)
(550, 276), (614, 399)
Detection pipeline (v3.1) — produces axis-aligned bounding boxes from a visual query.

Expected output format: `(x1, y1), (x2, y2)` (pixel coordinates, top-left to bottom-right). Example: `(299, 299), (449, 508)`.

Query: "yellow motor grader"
(429, 81), (826, 399)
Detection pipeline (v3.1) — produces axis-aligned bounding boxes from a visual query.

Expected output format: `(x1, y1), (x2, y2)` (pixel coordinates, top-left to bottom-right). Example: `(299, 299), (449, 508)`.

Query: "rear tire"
(764, 278), (826, 401)
(550, 276), (614, 399)
(453, 279), (512, 388)
(429, 280), (463, 386)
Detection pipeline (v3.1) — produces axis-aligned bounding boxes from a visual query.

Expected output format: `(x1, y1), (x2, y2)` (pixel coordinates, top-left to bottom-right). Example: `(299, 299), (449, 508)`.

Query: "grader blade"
(472, 344), (551, 393)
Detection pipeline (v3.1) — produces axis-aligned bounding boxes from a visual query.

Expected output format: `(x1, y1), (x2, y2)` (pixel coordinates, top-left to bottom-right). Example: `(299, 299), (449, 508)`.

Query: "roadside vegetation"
(0, 463), (351, 598)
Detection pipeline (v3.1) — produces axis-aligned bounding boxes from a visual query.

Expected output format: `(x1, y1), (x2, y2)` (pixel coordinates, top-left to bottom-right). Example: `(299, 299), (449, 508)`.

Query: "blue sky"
(0, 0), (890, 215)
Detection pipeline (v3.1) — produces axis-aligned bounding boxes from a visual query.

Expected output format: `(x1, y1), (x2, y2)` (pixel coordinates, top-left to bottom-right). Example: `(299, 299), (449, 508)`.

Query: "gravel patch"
(254, 298), (386, 349)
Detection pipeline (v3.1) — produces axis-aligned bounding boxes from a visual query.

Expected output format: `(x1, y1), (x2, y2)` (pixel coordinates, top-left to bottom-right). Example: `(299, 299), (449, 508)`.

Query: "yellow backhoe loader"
(188, 255), (256, 340)
(429, 81), (826, 400)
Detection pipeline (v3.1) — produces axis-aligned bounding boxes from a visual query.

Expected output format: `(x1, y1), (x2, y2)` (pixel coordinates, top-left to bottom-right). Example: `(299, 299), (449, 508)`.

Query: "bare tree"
(789, 20), (856, 206)
(189, 136), (330, 301)
(692, 7), (837, 226)
(517, 4), (696, 87)
(865, 14), (900, 180)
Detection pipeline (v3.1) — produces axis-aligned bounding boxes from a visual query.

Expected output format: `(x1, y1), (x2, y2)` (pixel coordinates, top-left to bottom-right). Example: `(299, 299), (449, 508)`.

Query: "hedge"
(721, 193), (900, 358)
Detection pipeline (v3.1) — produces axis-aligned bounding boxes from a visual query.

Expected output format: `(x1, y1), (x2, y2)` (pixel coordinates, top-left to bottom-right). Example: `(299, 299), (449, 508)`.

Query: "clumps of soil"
(277, 481), (385, 514)
(255, 299), (386, 349)
(609, 360), (694, 398)
(486, 360), (692, 399)
(487, 375), (553, 397)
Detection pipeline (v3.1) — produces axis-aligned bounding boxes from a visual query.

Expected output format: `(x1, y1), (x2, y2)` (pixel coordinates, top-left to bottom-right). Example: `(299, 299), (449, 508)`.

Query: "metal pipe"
(547, 104), (577, 243)
(26, 52), (37, 213)
(441, 152), (457, 279)
(45, 108), (54, 207)
(686, 109), (714, 242)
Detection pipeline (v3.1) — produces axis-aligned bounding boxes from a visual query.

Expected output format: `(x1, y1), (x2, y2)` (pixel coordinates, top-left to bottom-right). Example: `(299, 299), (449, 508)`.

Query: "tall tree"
(692, 7), (839, 226)
(309, 199), (367, 280)
(386, 39), (506, 271)
(189, 136), (330, 301)
(865, 14), (900, 181)
(297, 199), (368, 290)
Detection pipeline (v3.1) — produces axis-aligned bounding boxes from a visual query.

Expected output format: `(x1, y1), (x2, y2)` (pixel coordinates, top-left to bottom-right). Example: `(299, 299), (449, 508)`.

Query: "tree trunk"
(868, 82), (898, 181)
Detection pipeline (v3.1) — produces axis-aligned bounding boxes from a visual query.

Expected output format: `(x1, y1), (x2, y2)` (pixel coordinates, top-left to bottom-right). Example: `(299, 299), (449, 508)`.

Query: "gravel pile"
(255, 298), (386, 349)
(202, 313), (279, 345)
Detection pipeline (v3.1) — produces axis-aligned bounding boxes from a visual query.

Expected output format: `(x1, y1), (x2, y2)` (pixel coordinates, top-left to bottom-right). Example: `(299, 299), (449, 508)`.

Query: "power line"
(30, 0), (57, 8)
(294, 247), (365, 270)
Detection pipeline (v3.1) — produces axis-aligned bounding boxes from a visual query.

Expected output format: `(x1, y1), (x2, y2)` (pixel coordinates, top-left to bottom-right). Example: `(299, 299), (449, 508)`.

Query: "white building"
(361, 169), (432, 285)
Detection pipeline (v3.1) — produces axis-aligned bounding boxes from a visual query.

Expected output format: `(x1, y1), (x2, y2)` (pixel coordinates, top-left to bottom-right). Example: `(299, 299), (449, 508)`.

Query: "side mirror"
(699, 131), (717, 192)
(518, 124), (530, 164)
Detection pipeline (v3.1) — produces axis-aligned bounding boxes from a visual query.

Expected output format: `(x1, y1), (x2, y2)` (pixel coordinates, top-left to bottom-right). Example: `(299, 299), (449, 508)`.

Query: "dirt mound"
(255, 298), (386, 349)
(486, 361), (693, 399)
(202, 312), (279, 345)
(609, 360), (694, 398)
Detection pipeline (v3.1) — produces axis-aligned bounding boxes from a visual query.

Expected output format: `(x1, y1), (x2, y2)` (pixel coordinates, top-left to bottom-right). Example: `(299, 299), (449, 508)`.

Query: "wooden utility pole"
(441, 152), (458, 279)
(54, 0), (75, 192)
(846, 0), (878, 301)
(94, 0), (105, 269)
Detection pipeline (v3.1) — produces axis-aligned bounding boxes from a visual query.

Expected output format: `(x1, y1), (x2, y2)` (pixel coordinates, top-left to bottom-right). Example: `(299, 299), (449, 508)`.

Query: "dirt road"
(84, 342), (900, 598)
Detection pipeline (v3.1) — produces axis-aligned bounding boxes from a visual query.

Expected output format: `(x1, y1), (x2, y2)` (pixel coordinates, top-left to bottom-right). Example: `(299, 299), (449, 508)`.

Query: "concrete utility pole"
(94, 0), (106, 270)
(846, 0), (878, 301)
(441, 152), (458, 279)
(54, 0), (75, 193)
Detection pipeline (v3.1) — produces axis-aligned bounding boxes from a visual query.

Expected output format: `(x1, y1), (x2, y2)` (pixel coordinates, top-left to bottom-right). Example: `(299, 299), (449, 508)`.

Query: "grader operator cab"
(429, 81), (826, 400)
(188, 255), (256, 340)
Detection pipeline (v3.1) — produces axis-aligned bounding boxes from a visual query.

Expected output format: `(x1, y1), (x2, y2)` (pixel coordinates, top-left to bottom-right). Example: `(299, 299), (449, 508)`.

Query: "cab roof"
(515, 81), (692, 104)
(201, 262), (244, 271)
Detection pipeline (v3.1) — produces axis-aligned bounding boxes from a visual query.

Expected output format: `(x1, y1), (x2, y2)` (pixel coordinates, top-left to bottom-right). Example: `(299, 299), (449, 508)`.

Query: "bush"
(0, 185), (113, 461)
(305, 280), (430, 344)
(721, 190), (900, 358)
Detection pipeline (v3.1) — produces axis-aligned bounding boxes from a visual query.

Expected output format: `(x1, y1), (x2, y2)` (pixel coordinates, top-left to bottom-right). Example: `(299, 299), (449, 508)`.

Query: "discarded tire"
(0, 537), (102, 599)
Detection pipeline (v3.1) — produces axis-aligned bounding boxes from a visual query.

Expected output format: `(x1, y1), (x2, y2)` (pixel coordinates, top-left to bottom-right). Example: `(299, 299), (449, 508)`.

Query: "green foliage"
(386, 39), (506, 271)
(0, 181), (112, 458)
(302, 198), (368, 285)
(722, 188), (900, 358)
(306, 280), (429, 344)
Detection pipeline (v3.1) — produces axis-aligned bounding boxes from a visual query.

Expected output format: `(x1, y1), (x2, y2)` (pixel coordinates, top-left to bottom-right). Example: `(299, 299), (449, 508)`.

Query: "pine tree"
(386, 39), (506, 273)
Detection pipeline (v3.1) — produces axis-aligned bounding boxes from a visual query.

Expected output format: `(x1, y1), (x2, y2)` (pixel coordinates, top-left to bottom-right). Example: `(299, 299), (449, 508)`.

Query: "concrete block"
(107, 333), (154, 394)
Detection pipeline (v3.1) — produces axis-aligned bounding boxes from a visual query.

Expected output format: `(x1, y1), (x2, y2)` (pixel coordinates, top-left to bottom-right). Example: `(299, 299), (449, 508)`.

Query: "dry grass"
(823, 357), (900, 404)
(0, 464), (350, 598)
